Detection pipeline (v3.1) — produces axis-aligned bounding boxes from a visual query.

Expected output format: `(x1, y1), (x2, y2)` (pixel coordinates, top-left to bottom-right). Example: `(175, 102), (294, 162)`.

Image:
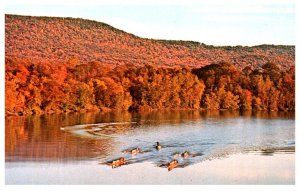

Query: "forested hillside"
(5, 14), (294, 69)
(5, 15), (295, 115)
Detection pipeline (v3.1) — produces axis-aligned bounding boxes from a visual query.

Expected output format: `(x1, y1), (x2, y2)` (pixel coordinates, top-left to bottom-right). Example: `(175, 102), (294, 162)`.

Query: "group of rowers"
(106, 142), (192, 171)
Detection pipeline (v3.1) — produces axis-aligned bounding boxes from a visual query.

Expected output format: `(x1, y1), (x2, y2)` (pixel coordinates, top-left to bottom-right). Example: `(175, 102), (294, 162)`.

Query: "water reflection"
(6, 110), (295, 169)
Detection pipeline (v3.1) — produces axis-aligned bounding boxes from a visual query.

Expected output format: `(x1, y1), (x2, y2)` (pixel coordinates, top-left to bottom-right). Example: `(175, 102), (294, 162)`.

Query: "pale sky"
(3, 0), (296, 46)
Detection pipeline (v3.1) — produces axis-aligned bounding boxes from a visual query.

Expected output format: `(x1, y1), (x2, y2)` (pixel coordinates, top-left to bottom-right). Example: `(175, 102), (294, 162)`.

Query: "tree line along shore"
(5, 57), (295, 115)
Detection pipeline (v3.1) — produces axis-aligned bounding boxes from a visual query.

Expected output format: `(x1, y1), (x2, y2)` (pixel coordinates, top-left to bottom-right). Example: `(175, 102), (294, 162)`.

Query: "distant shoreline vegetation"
(5, 57), (294, 115)
(5, 14), (295, 70)
(5, 15), (295, 115)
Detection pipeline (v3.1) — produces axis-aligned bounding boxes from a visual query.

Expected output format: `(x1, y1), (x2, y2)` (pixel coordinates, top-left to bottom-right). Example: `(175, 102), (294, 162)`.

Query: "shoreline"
(5, 109), (295, 118)
(6, 152), (295, 184)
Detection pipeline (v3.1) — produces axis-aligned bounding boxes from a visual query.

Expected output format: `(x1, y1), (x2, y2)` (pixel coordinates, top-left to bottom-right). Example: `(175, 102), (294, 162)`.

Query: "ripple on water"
(6, 112), (294, 171)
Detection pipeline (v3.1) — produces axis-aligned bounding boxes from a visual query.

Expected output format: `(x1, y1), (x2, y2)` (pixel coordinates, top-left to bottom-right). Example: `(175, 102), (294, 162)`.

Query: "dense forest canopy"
(5, 57), (294, 115)
(5, 14), (294, 69)
(5, 15), (295, 115)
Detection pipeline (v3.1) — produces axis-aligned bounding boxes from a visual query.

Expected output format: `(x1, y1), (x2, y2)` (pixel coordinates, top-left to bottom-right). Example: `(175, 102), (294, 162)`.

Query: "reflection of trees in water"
(201, 110), (294, 119)
(5, 113), (119, 161)
(250, 111), (294, 119)
(5, 116), (28, 154)
(5, 110), (294, 161)
(201, 110), (240, 119)
(133, 110), (201, 125)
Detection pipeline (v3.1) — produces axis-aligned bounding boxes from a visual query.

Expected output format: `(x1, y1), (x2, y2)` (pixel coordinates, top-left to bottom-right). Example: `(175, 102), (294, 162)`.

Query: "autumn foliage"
(5, 57), (294, 115)
(5, 15), (295, 115)
(5, 14), (294, 70)
(192, 61), (295, 111)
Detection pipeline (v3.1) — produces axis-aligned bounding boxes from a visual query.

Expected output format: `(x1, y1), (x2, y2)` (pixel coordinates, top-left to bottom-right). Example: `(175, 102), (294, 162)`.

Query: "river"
(5, 110), (295, 184)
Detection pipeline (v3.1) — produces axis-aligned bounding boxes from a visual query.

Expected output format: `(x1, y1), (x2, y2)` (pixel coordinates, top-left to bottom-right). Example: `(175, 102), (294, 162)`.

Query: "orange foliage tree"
(5, 57), (295, 115)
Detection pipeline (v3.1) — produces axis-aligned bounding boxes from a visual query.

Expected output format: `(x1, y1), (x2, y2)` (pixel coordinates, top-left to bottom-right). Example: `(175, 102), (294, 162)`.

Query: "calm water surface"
(5, 110), (295, 184)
